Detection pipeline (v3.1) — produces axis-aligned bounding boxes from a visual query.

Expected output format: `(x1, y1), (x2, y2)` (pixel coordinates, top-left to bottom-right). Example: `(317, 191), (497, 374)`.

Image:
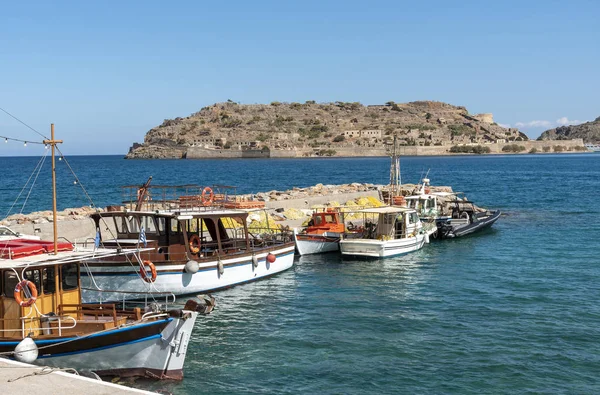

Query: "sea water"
(1, 153), (599, 394)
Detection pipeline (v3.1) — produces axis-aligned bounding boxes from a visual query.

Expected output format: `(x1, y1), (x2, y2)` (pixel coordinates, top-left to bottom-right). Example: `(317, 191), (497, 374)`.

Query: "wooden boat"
(293, 208), (344, 255)
(0, 125), (209, 380)
(0, 243), (208, 379)
(83, 183), (295, 303)
(339, 207), (429, 258)
(435, 199), (501, 238)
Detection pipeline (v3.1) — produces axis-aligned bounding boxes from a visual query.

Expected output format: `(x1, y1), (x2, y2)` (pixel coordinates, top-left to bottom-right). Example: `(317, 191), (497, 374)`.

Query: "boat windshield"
(0, 227), (18, 237)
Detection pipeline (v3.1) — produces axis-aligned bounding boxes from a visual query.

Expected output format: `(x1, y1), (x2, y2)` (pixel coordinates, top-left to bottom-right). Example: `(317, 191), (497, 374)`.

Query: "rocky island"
(538, 117), (600, 143)
(126, 101), (586, 159)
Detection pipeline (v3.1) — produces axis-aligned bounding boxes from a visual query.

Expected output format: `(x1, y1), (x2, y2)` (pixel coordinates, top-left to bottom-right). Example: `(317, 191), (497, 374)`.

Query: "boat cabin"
(92, 208), (288, 263)
(305, 209), (344, 235)
(345, 207), (422, 240)
(0, 241), (141, 340)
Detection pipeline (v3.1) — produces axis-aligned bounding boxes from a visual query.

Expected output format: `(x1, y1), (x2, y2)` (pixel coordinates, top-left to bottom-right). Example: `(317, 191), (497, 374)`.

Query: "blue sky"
(1, 0), (598, 155)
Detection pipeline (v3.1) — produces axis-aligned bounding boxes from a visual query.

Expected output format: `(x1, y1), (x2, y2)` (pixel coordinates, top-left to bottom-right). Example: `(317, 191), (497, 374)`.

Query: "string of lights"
(0, 134), (46, 146)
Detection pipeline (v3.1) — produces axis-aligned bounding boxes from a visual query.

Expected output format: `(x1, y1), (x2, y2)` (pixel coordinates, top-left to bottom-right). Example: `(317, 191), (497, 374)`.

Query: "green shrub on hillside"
(221, 118), (242, 128)
(333, 135), (345, 142)
(450, 145), (491, 154)
(502, 144), (526, 152)
(448, 124), (473, 136)
(318, 149), (337, 156)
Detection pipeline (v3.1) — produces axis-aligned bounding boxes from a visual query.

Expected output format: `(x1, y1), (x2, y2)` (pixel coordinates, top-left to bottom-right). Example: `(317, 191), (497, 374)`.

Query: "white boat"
(293, 209), (344, 255)
(339, 206), (429, 258)
(585, 144), (600, 152)
(403, 178), (456, 238)
(0, 225), (40, 241)
(82, 185), (295, 303)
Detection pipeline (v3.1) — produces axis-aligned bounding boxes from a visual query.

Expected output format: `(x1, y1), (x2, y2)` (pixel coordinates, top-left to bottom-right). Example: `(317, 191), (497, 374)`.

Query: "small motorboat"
(293, 208), (344, 255)
(436, 199), (501, 238)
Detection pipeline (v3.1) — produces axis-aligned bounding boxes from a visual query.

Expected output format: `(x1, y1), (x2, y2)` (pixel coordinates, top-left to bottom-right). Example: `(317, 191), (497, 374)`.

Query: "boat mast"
(389, 134), (401, 203)
(43, 124), (63, 255)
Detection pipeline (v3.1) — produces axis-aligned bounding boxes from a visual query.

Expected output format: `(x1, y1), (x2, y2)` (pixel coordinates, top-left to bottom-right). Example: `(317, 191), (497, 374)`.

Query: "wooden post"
(43, 124), (63, 255)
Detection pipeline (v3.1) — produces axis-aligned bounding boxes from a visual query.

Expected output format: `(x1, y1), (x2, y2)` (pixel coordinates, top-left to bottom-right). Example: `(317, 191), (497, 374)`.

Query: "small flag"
(139, 226), (147, 247)
(94, 230), (100, 248)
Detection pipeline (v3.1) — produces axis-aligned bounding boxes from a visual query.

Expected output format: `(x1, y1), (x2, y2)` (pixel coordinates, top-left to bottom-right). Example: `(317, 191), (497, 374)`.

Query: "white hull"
(293, 229), (340, 256)
(38, 312), (197, 379)
(340, 234), (426, 258)
(82, 245), (295, 303)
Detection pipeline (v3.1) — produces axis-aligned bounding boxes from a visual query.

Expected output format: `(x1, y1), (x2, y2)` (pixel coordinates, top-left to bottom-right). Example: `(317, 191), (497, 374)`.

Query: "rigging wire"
(3, 150), (48, 219)
(20, 152), (48, 214)
(54, 146), (163, 302)
(0, 106), (48, 140)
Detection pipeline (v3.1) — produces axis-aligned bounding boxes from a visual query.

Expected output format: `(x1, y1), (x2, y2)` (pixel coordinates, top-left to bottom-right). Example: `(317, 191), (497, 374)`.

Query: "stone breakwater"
(4, 183), (481, 241)
(0, 206), (100, 227)
(253, 183), (381, 202)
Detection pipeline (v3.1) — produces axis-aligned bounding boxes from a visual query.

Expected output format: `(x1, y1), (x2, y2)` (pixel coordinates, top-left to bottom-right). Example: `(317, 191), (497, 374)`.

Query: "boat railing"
(120, 184), (245, 211)
(0, 315), (77, 338)
(248, 226), (293, 246)
(80, 287), (177, 311)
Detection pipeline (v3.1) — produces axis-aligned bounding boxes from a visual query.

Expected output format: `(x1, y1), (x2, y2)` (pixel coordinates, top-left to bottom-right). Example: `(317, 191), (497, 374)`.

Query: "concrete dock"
(0, 358), (154, 394)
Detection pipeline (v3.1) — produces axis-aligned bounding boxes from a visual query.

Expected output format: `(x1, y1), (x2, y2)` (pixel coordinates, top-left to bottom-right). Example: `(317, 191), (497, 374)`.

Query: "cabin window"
(409, 212), (419, 224)
(127, 216), (139, 233)
(114, 216), (128, 234)
(186, 219), (199, 233)
(43, 267), (56, 294)
(61, 263), (79, 291)
(314, 216), (323, 226)
(1, 270), (41, 298)
(3, 271), (18, 298)
(140, 216), (158, 234)
(156, 217), (166, 233)
(23, 269), (42, 293)
(170, 218), (179, 234)
(324, 215), (335, 224)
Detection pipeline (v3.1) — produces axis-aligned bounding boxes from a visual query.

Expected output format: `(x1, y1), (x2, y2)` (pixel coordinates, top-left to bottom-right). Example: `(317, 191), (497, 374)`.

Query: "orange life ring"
(14, 280), (38, 307)
(189, 234), (201, 255)
(140, 260), (157, 283)
(393, 196), (405, 205)
(201, 187), (214, 205)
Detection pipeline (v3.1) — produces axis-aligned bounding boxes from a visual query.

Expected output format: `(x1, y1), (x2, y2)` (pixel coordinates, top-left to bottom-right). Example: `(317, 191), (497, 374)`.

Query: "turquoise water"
(2, 154), (599, 393)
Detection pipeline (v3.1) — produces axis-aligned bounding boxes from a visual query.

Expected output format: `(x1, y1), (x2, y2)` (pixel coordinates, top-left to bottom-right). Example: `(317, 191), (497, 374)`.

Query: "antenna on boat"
(43, 124), (62, 255)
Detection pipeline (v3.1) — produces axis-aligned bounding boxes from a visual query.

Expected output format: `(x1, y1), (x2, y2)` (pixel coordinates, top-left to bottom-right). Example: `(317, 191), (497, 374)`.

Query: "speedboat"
(293, 208), (344, 255)
(339, 206), (429, 258)
(435, 199), (501, 238)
